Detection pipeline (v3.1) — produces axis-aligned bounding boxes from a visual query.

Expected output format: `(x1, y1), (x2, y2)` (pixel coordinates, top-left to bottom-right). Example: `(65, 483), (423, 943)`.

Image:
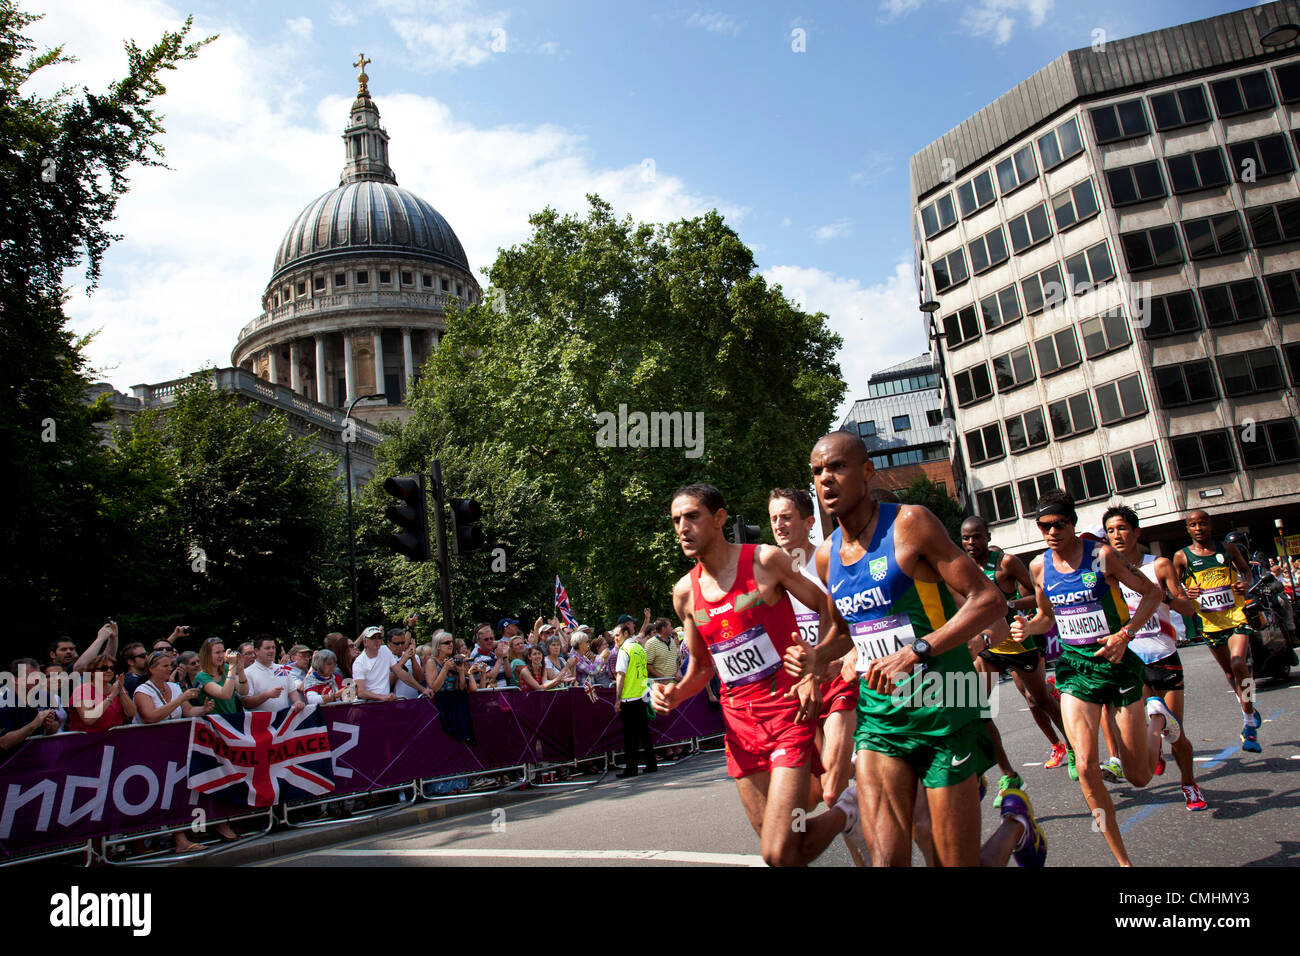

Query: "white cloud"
(686, 11), (742, 36)
(781, 217), (792, 227)
(764, 260), (928, 422)
(21, 0), (745, 392)
(285, 16), (312, 39)
(328, 3), (358, 26)
(881, 0), (1054, 45)
(812, 219), (853, 242)
(850, 150), (894, 186)
(537, 40), (560, 55)
(378, 0), (511, 70)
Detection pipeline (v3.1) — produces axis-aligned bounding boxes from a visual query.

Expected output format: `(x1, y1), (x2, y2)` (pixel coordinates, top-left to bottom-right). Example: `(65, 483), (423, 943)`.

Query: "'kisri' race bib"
(851, 614), (916, 670)
(1055, 602), (1110, 645)
(1199, 586), (1235, 612)
(711, 626), (780, 687)
(794, 610), (819, 647)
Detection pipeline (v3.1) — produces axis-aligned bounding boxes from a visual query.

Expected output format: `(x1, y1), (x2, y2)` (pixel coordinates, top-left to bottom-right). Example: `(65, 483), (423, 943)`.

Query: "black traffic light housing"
(449, 497), (485, 555)
(384, 474), (431, 561)
(733, 514), (762, 544)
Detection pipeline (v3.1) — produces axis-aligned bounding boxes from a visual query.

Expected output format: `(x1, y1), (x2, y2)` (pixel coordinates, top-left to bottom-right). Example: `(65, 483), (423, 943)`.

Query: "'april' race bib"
(1199, 586), (1235, 612)
(850, 614), (916, 670)
(795, 611), (819, 647)
(711, 626), (779, 687)
(1055, 602), (1110, 645)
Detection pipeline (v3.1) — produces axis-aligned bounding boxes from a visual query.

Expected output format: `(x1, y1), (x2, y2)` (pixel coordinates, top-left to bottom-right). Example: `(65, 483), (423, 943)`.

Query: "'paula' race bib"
(1055, 602), (1110, 645)
(711, 626), (779, 687)
(850, 614), (916, 671)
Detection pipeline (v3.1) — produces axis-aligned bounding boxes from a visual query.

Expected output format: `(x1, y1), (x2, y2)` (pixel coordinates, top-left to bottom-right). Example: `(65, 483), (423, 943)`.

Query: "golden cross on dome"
(353, 52), (371, 94)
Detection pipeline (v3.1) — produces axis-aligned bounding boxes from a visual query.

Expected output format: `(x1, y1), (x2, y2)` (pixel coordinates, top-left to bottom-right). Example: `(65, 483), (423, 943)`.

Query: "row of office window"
(866, 371), (940, 398)
(940, 242), (1118, 346)
(1119, 197), (1300, 275)
(1105, 134), (1296, 210)
(962, 372), (1148, 459)
(1090, 63), (1300, 146)
(868, 444), (949, 470)
(921, 117), (1086, 238)
(1154, 344), (1300, 407)
(970, 417), (1300, 526)
(855, 409), (945, 438)
(1140, 269), (1300, 338)
(933, 178), (1101, 291)
(971, 441), (1164, 525)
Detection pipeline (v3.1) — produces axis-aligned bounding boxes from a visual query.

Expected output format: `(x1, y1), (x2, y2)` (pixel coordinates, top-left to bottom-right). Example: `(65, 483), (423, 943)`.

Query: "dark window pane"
(972, 364), (991, 398)
(1053, 190), (1077, 229)
(1276, 62), (1300, 103)
(1268, 421), (1300, 463)
(1266, 273), (1300, 314)
(1048, 400), (1072, 438)
(1018, 479), (1039, 514)
(1166, 292), (1198, 331)
(1073, 180), (1098, 220)
(992, 353), (1014, 390)
(1022, 275), (1044, 314)
(1107, 168), (1138, 205)
(984, 425), (1004, 460)
(1069, 393), (1095, 432)
(1119, 375), (1145, 415)
(1134, 445), (1161, 486)
(1063, 466), (1086, 501)
(937, 195), (956, 227)
(1250, 350), (1283, 390)
(1102, 310), (1129, 348)
(1024, 408), (1047, 446)
(1087, 243), (1115, 283)
(998, 286), (1020, 324)
(996, 157), (1018, 192)
(1240, 72), (1273, 111)
(1171, 436), (1206, 478)
(1248, 205), (1282, 244)
(1059, 119), (1082, 158)
(1201, 286), (1233, 326)
(1118, 100), (1147, 136)
(1154, 366), (1188, 406)
(957, 180), (977, 216)
(1258, 135), (1291, 174)
(1150, 226), (1181, 265)
(970, 238), (990, 273)
(1179, 86), (1210, 123)
(1194, 149), (1227, 187)
(979, 294), (1001, 332)
(1027, 204), (1050, 241)
(995, 485), (1015, 520)
(1184, 219), (1215, 259)
(1091, 106), (1121, 143)
(986, 229), (1008, 263)
(966, 431), (986, 463)
(1111, 452), (1137, 492)
(1097, 383), (1121, 423)
(1083, 459), (1108, 497)
(1055, 329), (1080, 367)
(1150, 91), (1181, 130)
(1279, 200), (1300, 239)
(975, 172), (995, 206)
(947, 251), (967, 285)
(1231, 280), (1264, 321)
(1009, 215), (1030, 251)
(1014, 145), (1036, 183)
(1219, 354), (1251, 395)
(1122, 233), (1154, 271)
(1041, 266), (1066, 310)
(1012, 347), (1034, 383)
(1203, 433), (1234, 473)
(1006, 415), (1027, 452)
(1065, 253), (1088, 295)
(1211, 77), (1245, 115)
(1134, 162), (1164, 200)
(1038, 130), (1062, 169)
(1035, 337), (1059, 375)
(1166, 154), (1198, 192)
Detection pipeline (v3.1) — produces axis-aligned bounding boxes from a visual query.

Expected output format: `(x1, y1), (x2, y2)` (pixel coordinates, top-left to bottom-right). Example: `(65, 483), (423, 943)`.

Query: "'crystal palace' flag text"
(187, 705), (334, 807)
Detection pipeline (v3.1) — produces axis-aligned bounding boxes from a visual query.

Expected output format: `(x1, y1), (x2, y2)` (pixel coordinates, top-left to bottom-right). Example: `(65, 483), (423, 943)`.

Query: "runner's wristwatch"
(911, 638), (933, 662)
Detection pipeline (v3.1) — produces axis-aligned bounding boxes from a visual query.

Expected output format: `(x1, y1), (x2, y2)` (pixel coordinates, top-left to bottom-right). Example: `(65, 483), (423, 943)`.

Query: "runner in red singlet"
(652, 483), (856, 867)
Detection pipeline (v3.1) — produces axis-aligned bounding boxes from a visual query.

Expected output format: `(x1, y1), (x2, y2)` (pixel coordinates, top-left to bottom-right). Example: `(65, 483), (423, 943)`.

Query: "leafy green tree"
(0, 2), (211, 642)
(894, 476), (967, 543)
(107, 375), (349, 643)
(360, 196), (844, 636)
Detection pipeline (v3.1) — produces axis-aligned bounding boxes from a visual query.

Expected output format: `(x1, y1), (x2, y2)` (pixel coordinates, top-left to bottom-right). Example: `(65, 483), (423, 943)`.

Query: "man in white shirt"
(352, 626), (430, 701)
(242, 636), (303, 713)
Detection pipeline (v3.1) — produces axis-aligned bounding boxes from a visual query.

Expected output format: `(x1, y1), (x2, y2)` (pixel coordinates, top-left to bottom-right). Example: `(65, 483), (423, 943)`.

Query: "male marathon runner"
(1013, 490), (1178, 866)
(787, 431), (1047, 867)
(769, 488), (858, 804)
(652, 483), (858, 867)
(961, 516), (1072, 800)
(769, 487), (867, 865)
(1173, 512), (1261, 752)
(1103, 506), (1207, 810)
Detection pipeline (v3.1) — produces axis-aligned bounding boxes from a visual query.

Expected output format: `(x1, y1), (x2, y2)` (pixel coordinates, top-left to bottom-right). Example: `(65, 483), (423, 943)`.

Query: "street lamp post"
(343, 393), (386, 637)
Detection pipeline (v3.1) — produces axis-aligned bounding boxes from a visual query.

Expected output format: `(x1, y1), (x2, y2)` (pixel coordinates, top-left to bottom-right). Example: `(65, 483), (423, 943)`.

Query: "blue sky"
(24, 0), (1254, 419)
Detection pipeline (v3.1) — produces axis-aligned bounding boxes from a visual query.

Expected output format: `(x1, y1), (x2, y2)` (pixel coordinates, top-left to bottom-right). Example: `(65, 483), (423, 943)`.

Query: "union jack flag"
(554, 575), (578, 628)
(187, 705), (335, 807)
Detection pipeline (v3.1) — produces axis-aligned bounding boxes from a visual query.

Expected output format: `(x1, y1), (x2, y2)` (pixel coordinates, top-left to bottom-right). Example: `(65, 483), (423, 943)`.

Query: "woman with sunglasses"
(68, 654), (136, 731)
(426, 630), (478, 692)
(1012, 490), (1178, 867)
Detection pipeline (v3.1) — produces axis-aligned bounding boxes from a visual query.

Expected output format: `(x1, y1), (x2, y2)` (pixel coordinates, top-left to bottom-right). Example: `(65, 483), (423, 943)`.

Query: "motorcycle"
(1243, 573), (1298, 683)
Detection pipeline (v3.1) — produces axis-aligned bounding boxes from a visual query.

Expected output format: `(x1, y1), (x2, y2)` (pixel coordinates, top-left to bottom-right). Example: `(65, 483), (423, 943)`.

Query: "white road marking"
(1022, 762), (1043, 767)
(1289, 755), (1300, 761)
(307, 848), (766, 866)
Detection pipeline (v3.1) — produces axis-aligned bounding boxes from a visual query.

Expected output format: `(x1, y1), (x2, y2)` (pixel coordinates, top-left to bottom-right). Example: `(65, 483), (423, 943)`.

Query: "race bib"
(850, 614), (916, 670)
(795, 611), (819, 647)
(1055, 602), (1110, 645)
(1199, 586), (1235, 612)
(711, 626), (780, 687)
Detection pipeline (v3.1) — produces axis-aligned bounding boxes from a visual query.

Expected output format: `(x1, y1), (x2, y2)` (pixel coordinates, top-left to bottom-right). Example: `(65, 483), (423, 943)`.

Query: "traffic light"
(383, 475), (431, 561)
(733, 514), (762, 544)
(449, 497), (485, 555)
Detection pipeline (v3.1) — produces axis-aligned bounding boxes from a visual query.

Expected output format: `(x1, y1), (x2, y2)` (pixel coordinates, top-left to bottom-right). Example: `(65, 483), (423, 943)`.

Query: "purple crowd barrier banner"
(0, 687), (724, 860)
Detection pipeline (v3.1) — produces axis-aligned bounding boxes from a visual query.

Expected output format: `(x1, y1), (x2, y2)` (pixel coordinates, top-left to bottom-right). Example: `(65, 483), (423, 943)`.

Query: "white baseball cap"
(360, 625), (383, 639)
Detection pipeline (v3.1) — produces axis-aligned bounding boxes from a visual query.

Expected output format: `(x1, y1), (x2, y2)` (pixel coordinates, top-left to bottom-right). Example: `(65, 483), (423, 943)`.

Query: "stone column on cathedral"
(315, 335), (328, 405)
(268, 347), (279, 385)
(343, 333), (356, 404)
(289, 340), (302, 393)
(402, 327), (414, 392)
(372, 329), (385, 400)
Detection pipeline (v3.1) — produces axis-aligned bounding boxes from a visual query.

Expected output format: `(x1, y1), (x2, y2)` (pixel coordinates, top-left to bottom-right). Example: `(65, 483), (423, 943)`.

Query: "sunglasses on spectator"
(1035, 520), (1069, 533)
(129, 652), (146, 660)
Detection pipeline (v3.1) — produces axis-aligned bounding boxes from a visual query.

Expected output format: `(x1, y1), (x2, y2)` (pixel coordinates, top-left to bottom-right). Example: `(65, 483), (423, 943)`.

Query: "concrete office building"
(839, 354), (958, 496)
(910, 2), (1300, 557)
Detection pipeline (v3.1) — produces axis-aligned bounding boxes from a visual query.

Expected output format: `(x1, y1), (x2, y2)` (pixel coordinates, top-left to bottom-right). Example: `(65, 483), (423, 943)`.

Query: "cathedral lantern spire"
(340, 53), (397, 186)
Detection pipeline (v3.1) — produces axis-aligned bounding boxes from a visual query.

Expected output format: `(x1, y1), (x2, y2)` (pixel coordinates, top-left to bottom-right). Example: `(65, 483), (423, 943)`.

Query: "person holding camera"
(427, 630), (479, 692)
(133, 651), (211, 724)
(194, 639), (246, 715)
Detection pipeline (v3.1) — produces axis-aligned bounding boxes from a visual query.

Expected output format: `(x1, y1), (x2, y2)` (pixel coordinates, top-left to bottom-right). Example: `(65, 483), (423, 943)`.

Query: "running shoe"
(1145, 696), (1182, 744)
(1100, 757), (1126, 782)
(834, 780), (859, 834)
(1066, 748), (1078, 781)
(1181, 784), (1208, 811)
(1044, 742), (1067, 769)
(993, 773), (1024, 809)
(998, 788), (1047, 868)
(1153, 753), (1165, 777)
(1240, 724), (1262, 753)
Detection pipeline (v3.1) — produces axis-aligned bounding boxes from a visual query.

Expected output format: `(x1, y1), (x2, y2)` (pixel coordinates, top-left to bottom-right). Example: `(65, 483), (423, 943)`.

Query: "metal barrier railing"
(97, 806), (275, 865)
(279, 781), (419, 828)
(0, 839), (93, 868)
(418, 764), (528, 800)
